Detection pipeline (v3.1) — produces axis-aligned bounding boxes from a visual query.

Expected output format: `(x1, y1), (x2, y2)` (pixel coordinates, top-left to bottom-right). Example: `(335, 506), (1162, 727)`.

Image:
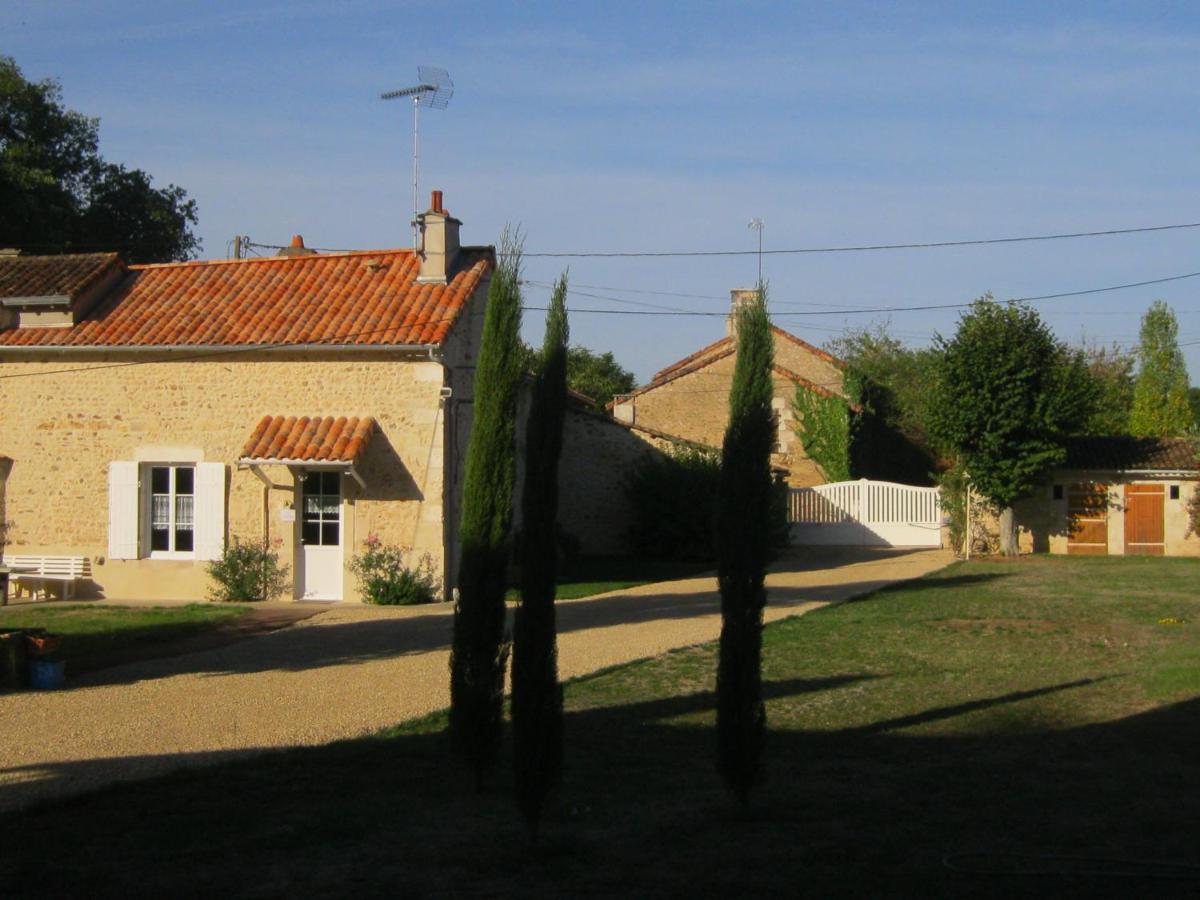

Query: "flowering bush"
(207, 537), (290, 602)
(349, 535), (438, 605)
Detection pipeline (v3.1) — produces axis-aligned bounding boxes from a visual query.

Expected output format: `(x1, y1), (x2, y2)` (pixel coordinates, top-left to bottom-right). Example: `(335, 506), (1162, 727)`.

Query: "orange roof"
(239, 416), (376, 464)
(0, 253), (123, 301)
(0, 248), (492, 348)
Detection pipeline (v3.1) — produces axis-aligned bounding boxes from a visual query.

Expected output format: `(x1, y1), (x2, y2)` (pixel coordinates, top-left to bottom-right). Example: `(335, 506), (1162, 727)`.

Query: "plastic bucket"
(28, 658), (65, 690)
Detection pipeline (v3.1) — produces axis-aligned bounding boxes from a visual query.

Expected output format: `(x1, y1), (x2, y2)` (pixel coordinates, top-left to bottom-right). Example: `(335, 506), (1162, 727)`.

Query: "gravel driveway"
(0, 547), (949, 811)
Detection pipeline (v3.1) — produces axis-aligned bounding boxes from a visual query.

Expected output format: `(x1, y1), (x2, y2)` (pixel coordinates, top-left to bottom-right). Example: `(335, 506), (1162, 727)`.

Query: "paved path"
(0, 547), (950, 811)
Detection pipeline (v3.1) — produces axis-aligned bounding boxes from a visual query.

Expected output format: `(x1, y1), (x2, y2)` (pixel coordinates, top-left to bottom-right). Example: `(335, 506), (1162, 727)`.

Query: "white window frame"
(142, 463), (197, 560)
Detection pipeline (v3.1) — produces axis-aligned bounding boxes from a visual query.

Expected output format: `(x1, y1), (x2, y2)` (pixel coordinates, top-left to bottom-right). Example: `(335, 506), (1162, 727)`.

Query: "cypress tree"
(716, 285), (775, 803)
(513, 272), (569, 839)
(449, 229), (524, 784)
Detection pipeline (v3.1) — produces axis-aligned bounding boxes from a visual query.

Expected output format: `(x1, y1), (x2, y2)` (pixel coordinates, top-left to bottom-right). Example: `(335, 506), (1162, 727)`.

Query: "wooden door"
(1124, 484), (1165, 556)
(1067, 483), (1108, 555)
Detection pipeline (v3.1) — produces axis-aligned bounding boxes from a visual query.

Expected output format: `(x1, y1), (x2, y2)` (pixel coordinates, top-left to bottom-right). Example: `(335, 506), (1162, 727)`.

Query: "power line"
(243, 218), (1200, 261)
(523, 269), (1200, 318)
(517, 221), (1200, 258)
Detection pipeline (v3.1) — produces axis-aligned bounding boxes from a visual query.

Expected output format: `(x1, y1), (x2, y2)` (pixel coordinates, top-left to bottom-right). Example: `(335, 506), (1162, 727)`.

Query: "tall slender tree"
(513, 272), (569, 839)
(1130, 300), (1194, 437)
(450, 229), (525, 785)
(716, 284), (775, 803)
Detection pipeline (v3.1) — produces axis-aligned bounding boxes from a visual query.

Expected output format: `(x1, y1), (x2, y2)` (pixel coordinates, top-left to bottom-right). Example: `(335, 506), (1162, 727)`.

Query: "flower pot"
(28, 658), (65, 690)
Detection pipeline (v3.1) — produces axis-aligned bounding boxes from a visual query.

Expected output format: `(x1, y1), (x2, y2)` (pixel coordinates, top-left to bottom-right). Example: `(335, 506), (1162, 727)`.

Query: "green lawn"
(0, 603), (250, 674)
(507, 555), (712, 602)
(4, 556), (1200, 897)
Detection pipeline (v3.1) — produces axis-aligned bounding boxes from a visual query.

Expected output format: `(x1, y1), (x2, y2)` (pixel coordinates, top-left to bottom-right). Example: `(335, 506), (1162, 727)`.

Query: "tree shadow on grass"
(5, 671), (1190, 899)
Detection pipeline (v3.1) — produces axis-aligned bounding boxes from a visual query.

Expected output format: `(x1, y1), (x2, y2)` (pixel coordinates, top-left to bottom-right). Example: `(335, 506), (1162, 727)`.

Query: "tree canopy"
(0, 56), (199, 262)
(521, 341), (636, 410)
(1079, 342), (1136, 436)
(1129, 301), (1194, 437)
(929, 297), (1093, 554)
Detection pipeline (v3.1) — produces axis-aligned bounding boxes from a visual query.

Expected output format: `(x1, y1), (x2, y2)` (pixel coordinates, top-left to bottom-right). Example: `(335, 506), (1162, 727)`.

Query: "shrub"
(207, 537), (289, 602)
(627, 444), (789, 561)
(349, 536), (438, 605)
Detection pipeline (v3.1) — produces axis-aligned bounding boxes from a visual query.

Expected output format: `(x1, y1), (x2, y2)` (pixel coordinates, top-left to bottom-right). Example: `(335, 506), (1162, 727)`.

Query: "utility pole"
(233, 235), (243, 260)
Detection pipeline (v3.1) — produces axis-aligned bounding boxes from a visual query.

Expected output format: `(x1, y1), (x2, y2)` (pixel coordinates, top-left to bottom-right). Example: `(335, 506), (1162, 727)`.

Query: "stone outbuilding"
(1011, 436), (1200, 556)
(0, 192), (499, 602)
(609, 289), (850, 486)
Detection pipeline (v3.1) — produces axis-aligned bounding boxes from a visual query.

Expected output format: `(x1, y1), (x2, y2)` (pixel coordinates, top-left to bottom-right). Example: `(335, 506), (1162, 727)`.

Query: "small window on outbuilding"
(1170, 484), (1181, 500)
(1052, 484), (1064, 500)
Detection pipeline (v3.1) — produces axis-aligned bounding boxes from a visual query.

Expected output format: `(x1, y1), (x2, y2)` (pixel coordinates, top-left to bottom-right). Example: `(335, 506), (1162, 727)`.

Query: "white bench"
(4, 555), (92, 602)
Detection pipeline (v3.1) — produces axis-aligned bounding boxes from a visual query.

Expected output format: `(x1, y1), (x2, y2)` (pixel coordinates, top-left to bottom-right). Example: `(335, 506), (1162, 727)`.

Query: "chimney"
(726, 288), (761, 336)
(276, 235), (317, 257)
(417, 189), (461, 284)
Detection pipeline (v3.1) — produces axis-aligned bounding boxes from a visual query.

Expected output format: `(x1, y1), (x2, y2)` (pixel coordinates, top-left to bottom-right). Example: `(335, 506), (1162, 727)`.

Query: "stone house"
(1009, 436), (1200, 556)
(0, 192), (497, 602)
(610, 289), (850, 486)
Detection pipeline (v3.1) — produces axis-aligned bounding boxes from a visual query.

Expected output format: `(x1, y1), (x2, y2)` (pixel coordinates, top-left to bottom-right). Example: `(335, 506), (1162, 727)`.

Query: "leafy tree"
(563, 346), (636, 409)
(929, 297), (1092, 556)
(825, 323), (940, 453)
(513, 273), (569, 840)
(449, 229), (524, 784)
(716, 284), (774, 803)
(1130, 301), (1194, 437)
(0, 56), (199, 262)
(520, 341), (637, 409)
(1189, 387), (1200, 428)
(1080, 342), (1136, 436)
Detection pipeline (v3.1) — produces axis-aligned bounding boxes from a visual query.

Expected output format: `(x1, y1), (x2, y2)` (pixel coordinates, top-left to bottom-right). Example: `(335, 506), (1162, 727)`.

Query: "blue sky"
(7, 1), (1200, 382)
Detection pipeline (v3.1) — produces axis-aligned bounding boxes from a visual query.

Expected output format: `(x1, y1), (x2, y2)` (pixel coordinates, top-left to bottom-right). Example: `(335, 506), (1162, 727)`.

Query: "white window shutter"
(108, 461), (140, 560)
(194, 462), (227, 561)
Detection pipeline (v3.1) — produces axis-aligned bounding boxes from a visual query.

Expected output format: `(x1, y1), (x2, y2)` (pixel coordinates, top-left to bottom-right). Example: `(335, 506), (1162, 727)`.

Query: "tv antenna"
(748, 218), (764, 284)
(381, 65), (454, 249)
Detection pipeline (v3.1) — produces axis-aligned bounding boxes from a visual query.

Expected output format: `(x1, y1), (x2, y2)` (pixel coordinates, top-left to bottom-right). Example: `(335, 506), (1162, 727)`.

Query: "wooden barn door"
(1067, 483), (1108, 555)
(1124, 484), (1165, 556)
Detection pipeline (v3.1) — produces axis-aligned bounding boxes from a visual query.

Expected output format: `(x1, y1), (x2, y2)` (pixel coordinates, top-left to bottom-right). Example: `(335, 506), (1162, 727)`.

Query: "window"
(1052, 484), (1064, 500)
(1170, 484), (1181, 500)
(302, 471), (341, 546)
(148, 465), (195, 554)
(109, 461), (225, 561)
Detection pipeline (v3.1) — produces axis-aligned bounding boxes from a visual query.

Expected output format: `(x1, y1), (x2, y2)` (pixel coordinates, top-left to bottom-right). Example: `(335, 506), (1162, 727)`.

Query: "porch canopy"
(237, 415), (377, 488)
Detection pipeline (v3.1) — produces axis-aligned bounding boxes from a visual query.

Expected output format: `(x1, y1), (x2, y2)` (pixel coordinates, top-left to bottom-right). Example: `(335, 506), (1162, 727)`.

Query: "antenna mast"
(381, 66), (454, 249)
(748, 218), (764, 285)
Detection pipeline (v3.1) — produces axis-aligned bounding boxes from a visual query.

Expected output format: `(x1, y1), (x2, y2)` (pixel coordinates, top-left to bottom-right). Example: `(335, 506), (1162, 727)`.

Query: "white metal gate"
(789, 479), (943, 547)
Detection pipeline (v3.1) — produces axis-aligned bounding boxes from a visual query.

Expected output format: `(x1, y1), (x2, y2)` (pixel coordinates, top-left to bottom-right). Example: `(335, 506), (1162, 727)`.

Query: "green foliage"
(206, 538), (289, 603)
(1080, 343), (1136, 435)
(0, 56), (199, 262)
(716, 284), (773, 803)
(1130, 301), (1195, 437)
(929, 297), (1092, 515)
(626, 445), (723, 560)
(348, 536), (437, 605)
(792, 386), (852, 482)
(520, 341), (637, 410)
(450, 228), (524, 782)
(513, 272), (569, 838)
(825, 324), (940, 453)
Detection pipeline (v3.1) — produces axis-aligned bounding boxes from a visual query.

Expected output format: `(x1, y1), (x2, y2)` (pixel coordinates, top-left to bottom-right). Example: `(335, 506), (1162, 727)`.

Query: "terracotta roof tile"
(0, 253), (123, 300)
(239, 416), (377, 464)
(1063, 436), (1200, 472)
(0, 248), (491, 348)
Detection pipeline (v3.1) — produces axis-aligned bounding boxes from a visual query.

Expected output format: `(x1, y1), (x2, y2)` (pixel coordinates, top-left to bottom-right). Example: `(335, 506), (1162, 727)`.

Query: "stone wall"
(0, 351), (450, 601)
(555, 408), (676, 556)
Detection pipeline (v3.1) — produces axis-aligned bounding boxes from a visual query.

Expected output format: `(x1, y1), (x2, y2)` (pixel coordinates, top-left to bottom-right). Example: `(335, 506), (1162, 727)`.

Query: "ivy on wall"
(792, 386), (853, 483)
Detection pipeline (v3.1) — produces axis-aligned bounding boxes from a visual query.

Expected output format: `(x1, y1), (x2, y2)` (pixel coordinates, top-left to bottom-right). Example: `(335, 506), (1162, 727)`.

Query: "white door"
(300, 471), (343, 600)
